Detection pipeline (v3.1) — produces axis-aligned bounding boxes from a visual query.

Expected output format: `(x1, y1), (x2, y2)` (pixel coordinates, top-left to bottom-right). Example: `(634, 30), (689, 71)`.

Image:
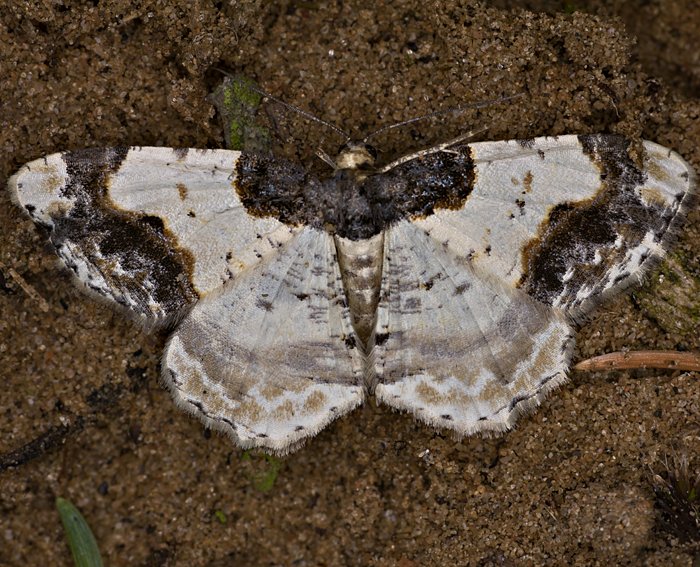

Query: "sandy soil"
(1, 1), (699, 565)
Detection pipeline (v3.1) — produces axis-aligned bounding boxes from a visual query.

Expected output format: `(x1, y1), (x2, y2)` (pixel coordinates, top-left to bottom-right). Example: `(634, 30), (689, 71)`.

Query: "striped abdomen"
(334, 233), (384, 348)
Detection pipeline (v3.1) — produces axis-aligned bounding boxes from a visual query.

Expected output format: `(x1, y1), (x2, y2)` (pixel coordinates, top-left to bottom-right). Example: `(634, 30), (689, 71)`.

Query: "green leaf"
(56, 497), (104, 567)
(209, 75), (270, 152)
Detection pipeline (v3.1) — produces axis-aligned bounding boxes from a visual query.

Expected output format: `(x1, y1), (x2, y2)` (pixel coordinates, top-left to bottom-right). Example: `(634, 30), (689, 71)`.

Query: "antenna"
(376, 128), (489, 174)
(216, 70), (351, 142)
(363, 93), (525, 143)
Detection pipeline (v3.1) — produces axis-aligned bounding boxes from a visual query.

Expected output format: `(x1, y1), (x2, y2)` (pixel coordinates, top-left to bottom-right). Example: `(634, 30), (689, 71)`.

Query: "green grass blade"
(56, 497), (104, 567)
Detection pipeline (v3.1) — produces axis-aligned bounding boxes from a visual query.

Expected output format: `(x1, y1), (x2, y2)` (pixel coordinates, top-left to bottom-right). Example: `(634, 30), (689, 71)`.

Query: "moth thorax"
(335, 141), (377, 170)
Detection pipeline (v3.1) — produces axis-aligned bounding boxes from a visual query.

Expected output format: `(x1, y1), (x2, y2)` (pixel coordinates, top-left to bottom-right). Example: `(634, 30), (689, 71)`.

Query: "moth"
(8, 127), (695, 453)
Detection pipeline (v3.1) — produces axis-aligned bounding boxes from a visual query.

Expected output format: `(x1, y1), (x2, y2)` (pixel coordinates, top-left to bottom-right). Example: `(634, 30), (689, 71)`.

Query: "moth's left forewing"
(105, 148), (295, 300)
(9, 147), (294, 328)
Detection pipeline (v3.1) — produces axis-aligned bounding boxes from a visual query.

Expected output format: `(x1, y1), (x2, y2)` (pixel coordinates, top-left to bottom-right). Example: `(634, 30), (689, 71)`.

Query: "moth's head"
(335, 141), (378, 170)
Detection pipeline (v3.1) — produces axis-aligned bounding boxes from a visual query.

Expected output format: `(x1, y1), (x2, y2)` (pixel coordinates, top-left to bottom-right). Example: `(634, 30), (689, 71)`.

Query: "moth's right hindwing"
(372, 220), (574, 433)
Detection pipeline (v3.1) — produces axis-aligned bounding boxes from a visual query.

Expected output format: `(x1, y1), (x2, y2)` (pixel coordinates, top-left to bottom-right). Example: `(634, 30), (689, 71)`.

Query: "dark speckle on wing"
(52, 148), (198, 322)
(518, 135), (669, 310)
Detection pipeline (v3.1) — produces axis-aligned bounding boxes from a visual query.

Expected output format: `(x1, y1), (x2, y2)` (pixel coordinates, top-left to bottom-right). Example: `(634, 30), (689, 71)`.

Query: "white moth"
(8, 133), (695, 453)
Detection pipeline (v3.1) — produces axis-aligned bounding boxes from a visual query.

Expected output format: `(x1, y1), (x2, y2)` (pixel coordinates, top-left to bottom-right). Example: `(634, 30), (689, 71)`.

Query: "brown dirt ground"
(1, 1), (699, 565)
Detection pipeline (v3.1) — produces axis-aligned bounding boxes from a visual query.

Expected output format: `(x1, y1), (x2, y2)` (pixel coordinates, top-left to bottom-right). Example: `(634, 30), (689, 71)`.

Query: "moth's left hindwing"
(9, 147), (290, 327)
(164, 226), (366, 452)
